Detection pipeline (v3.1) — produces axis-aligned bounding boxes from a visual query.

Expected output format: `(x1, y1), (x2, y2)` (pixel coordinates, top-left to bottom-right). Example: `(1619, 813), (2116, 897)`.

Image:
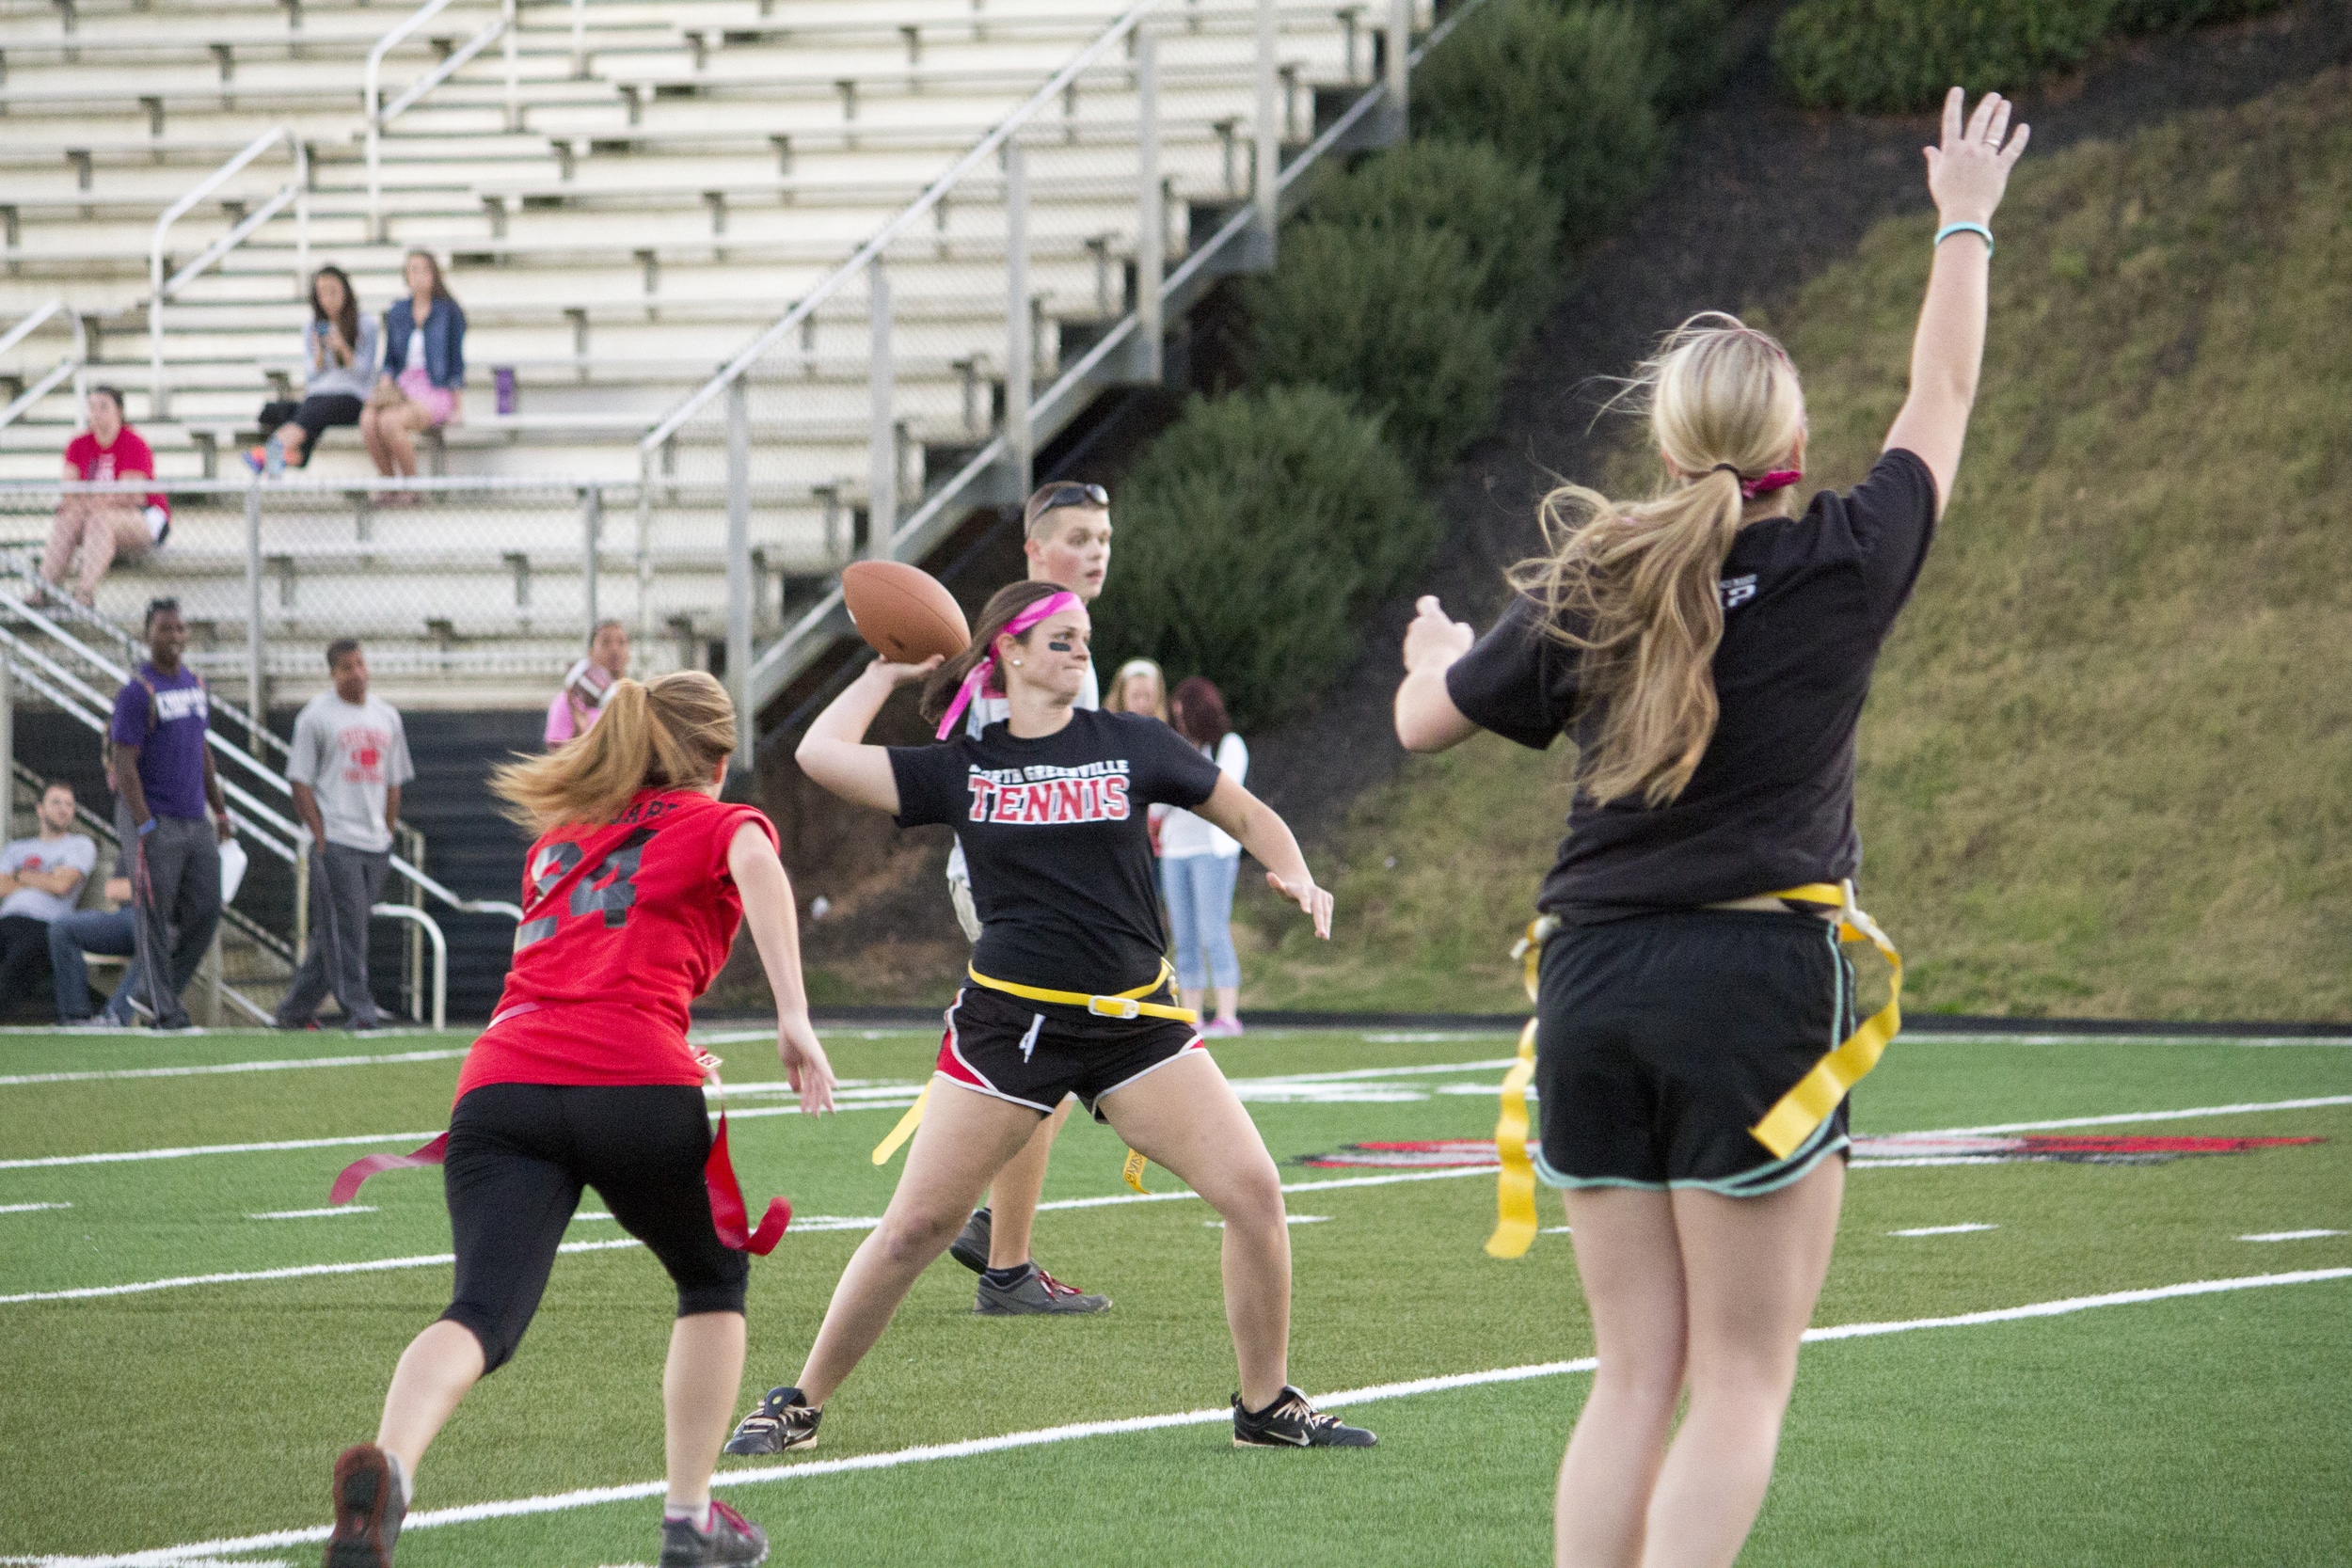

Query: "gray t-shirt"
(286, 693), (415, 854)
(306, 313), (379, 402)
(1, 833), (96, 923)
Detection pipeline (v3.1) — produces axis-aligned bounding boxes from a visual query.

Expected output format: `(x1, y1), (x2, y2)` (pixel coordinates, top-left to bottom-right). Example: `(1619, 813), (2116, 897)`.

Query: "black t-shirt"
(1445, 448), (1938, 922)
(890, 707), (1223, 993)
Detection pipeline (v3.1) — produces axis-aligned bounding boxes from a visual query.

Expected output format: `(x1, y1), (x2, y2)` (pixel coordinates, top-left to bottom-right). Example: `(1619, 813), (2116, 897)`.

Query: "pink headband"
(1710, 464), (1803, 500)
(935, 590), (1082, 739)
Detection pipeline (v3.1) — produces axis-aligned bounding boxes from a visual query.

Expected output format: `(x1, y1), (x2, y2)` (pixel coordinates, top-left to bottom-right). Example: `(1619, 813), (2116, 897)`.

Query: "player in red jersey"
(321, 672), (834, 1568)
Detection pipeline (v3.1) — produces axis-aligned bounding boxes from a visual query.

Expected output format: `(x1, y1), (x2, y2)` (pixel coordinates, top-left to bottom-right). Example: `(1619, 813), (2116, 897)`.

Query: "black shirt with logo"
(891, 708), (1222, 993)
(1445, 448), (1938, 922)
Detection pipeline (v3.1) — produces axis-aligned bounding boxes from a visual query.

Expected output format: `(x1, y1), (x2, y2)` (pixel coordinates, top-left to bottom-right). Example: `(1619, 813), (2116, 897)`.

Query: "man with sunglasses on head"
(940, 481), (1117, 1317)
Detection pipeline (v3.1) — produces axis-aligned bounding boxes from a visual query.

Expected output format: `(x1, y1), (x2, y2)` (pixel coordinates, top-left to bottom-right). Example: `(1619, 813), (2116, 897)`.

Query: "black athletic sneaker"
(1232, 1386), (1377, 1449)
(324, 1444), (405, 1567)
(659, 1498), (769, 1566)
(973, 1263), (1110, 1316)
(723, 1386), (821, 1456)
(947, 1206), (993, 1273)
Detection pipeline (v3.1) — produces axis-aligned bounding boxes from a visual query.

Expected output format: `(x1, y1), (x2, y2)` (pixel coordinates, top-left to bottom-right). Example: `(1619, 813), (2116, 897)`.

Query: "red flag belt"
(327, 1076), (790, 1255)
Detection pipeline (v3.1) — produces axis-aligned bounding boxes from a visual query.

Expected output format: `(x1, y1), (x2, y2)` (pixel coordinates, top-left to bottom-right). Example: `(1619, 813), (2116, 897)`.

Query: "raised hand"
(1402, 594), (1474, 674)
(1924, 87), (2029, 227)
(1266, 868), (1334, 940)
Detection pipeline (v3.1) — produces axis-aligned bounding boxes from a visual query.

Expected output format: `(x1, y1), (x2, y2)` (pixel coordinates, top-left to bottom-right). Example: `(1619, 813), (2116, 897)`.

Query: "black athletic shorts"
(439, 1082), (749, 1373)
(937, 982), (1203, 1119)
(1532, 908), (1854, 1196)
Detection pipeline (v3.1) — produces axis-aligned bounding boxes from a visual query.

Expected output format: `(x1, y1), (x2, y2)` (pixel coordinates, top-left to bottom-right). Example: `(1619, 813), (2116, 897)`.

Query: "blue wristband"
(1933, 221), (1994, 257)
(136, 818), (155, 837)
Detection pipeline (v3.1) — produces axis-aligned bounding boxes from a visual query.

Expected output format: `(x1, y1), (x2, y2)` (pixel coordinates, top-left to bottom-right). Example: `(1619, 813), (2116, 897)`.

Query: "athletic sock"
(981, 1261), (1033, 1289)
(383, 1449), (413, 1507)
(664, 1499), (713, 1533)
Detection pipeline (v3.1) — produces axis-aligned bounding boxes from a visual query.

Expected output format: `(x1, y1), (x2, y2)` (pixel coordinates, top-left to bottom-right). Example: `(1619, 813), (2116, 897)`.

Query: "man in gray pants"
(107, 598), (231, 1032)
(276, 638), (412, 1031)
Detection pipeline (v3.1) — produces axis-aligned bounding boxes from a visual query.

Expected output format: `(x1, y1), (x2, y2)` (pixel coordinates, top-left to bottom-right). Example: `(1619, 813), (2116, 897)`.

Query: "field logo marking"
(43, 1268), (2351, 1567)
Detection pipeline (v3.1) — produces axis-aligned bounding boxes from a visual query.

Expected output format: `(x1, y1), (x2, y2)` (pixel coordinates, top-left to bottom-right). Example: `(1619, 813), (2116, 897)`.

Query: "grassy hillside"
(1241, 70), (2352, 1020)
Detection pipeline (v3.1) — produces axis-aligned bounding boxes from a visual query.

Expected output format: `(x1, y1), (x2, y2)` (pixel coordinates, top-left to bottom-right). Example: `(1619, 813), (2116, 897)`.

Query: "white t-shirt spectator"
(287, 691), (416, 854)
(1, 833), (97, 923)
(1158, 733), (1247, 859)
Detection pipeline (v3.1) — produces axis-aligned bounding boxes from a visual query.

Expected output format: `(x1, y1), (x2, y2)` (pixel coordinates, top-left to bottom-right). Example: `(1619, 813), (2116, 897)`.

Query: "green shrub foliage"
(1295, 138), (1562, 321)
(1622, 0), (1737, 111)
(1242, 219), (1512, 476)
(1411, 0), (1664, 245)
(1091, 388), (1439, 728)
(1773, 0), (2286, 110)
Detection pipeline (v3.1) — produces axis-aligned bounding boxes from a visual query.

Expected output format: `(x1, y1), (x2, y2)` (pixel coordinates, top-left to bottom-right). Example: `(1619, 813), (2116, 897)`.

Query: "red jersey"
(64, 428), (168, 520)
(454, 789), (778, 1101)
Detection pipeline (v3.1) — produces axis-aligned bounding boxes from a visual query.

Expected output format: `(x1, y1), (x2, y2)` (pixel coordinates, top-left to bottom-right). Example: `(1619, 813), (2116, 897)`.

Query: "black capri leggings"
(439, 1082), (749, 1373)
(256, 393), (365, 464)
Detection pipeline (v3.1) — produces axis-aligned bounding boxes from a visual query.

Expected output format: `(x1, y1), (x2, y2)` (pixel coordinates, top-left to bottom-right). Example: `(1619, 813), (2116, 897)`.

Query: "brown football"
(841, 561), (971, 663)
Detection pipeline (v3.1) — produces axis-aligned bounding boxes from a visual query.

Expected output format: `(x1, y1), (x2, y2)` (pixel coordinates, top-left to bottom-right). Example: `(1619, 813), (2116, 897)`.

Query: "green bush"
(1623, 0), (1737, 111)
(1411, 0), (1665, 245)
(1091, 387), (1439, 728)
(1295, 138), (1562, 321)
(1773, 0), (2286, 110)
(1242, 219), (1512, 476)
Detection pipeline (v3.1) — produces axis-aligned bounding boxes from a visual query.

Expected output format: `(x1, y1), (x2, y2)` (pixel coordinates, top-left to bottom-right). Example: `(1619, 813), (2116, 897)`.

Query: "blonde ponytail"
(1510, 312), (1806, 807)
(490, 670), (737, 832)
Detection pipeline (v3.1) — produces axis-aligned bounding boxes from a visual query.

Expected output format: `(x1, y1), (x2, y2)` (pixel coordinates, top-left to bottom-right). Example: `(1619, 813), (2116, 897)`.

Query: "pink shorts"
(396, 366), (456, 426)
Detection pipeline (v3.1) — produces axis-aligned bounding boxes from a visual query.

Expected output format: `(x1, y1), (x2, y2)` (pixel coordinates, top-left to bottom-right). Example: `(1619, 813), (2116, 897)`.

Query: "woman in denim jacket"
(363, 249), (468, 497)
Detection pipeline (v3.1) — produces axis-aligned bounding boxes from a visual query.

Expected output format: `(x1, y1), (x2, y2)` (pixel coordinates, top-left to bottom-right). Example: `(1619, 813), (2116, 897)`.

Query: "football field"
(2, 1023), (2347, 1566)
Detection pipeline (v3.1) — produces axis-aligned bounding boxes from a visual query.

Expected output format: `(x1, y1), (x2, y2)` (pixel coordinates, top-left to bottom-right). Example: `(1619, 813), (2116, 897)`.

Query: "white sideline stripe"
(1935, 1095), (2352, 1135)
(47, 1269), (2352, 1567)
(0, 1239), (643, 1306)
(0, 1131), (443, 1171)
(1889, 1223), (1998, 1236)
(2238, 1228), (2344, 1242)
(0, 1201), (72, 1214)
(0, 1050), (466, 1087)
(0, 1170), (1498, 1305)
(248, 1207), (375, 1220)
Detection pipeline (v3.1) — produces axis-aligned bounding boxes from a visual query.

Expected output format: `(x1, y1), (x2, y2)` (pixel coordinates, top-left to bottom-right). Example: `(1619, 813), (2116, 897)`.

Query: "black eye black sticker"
(1047, 639), (1074, 652)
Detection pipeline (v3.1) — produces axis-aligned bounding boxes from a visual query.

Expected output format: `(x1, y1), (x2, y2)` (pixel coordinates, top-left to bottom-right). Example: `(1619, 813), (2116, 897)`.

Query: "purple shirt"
(109, 662), (211, 820)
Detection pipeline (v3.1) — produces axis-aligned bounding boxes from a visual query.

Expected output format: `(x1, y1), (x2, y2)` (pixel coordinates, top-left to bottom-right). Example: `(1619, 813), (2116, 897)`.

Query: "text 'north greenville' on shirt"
(890, 707), (1221, 996)
(1443, 449), (1938, 923)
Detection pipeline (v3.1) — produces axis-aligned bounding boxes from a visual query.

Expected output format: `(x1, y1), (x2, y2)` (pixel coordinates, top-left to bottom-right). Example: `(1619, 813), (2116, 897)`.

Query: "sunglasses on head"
(1035, 482), (1109, 514)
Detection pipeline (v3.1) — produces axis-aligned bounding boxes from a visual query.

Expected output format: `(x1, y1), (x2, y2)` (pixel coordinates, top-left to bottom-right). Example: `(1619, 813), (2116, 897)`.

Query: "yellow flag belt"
(1485, 880), (1902, 1259)
(870, 960), (1199, 1195)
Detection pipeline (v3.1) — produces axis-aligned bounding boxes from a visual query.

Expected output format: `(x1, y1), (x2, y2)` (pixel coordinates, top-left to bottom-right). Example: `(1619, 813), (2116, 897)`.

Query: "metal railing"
(150, 127), (309, 420)
(0, 301), (87, 434)
(684, 0), (1455, 728)
(367, 0), (518, 242)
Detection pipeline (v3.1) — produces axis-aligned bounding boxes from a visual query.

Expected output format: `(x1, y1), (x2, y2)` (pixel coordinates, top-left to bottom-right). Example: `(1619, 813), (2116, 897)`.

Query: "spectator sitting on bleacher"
(362, 250), (467, 499)
(0, 781), (96, 1020)
(545, 619), (630, 747)
(40, 388), (170, 608)
(246, 265), (378, 473)
(49, 871), (145, 1029)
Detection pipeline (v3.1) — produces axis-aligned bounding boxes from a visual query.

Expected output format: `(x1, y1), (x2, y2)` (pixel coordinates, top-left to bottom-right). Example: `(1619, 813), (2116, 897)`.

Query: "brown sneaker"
(325, 1444), (405, 1567)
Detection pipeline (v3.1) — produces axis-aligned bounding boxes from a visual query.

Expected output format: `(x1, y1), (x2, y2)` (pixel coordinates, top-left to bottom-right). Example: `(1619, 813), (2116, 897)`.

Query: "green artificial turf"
(2, 1028), (2347, 1562)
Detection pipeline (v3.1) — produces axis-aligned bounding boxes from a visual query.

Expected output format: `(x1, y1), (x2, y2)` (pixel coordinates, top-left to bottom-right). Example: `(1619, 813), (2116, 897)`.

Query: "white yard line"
(0, 1050), (467, 1087)
(0, 1201), (71, 1214)
(1889, 1223), (1998, 1237)
(0, 1240), (643, 1306)
(2237, 1229), (2344, 1242)
(247, 1207), (375, 1221)
(38, 1267), (2351, 1567)
(0, 1131), (445, 1172)
(1932, 1095), (2352, 1135)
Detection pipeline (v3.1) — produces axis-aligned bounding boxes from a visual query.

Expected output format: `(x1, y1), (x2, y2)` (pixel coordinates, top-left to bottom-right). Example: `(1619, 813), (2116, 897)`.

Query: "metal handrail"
(0, 300), (87, 434)
(0, 610), (518, 928)
(738, 0), (1486, 714)
(367, 0), (516, 242)
(636, 0), (1168, 458)
(371, 902), (448, 1030)
(149, 127), (309, 420)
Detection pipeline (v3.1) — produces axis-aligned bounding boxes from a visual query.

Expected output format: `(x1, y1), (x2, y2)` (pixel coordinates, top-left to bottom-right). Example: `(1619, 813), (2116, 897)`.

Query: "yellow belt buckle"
(1088, 995), (1142, 1021)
